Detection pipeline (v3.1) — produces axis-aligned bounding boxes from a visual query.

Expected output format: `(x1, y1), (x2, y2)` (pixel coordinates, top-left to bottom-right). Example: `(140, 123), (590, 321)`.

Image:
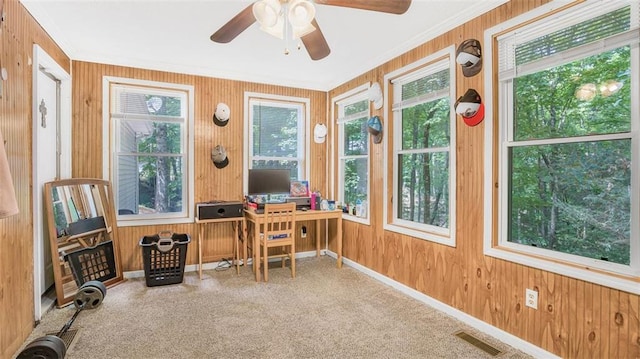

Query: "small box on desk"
(197, 201), (244, 220)
(244, 201), (263, 214)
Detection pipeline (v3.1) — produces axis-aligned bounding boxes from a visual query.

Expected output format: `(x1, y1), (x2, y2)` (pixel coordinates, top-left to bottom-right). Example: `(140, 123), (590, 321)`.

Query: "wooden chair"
(259, 202), (296, 282)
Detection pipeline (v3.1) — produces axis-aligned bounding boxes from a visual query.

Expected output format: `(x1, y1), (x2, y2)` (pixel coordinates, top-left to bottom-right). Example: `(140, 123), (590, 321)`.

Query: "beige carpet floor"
(21, 256), (532, 359)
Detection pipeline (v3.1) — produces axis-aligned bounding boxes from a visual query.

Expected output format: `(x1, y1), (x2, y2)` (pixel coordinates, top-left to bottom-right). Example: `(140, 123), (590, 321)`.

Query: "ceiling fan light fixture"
(288, 0), (315, 27)
(212, 0), (412, 60)
(260, 15), (285, 39)
(291, 22), (316, 39)
(253, 0), (282, 27)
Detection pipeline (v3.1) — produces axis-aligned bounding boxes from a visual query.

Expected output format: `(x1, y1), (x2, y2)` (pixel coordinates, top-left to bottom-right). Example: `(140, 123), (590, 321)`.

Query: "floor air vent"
(454, 330), (502, 356)
(46, 328), (78, 348)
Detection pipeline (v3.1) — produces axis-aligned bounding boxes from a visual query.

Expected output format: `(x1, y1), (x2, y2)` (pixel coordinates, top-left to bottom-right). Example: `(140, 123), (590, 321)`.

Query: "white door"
(33, 44), (71, 320)
(36, 68), (58, 294)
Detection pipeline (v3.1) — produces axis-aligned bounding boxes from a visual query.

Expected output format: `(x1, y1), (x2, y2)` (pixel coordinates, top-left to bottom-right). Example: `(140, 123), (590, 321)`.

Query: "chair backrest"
(263, 202), (296, 240)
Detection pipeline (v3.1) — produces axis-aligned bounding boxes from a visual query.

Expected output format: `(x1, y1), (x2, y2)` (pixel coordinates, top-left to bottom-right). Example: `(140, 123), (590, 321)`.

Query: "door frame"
(32, 44), (71, 320)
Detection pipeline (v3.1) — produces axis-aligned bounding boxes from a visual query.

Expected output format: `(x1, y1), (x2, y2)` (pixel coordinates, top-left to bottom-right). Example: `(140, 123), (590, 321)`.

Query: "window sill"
(484, 245), (640, 295)
(117, 216), (195, 227)
(384, 222), (454, 247)
(343, 214), (370, 226)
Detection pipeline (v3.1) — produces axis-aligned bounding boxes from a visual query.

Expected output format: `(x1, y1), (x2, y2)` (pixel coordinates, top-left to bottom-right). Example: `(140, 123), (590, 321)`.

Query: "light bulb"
(294, 7), (307, 20)
(600, 80), (623, 97)
(575, 83), (596, 101)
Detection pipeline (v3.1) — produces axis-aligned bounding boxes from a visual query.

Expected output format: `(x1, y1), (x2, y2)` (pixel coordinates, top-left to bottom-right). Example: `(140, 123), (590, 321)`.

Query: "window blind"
(391, 59), (450, 112)
(498, 1), (639, 81)
(336, 90), (369, 124)
(337, 110), (369, 124)
(111, 85), (185, 122)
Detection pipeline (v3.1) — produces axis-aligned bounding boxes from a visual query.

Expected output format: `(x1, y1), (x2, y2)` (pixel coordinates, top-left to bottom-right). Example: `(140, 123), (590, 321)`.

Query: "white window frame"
(333, 83), (371, 224)
(102, 76), (195, 226)
(483, 0), (640, 294)
(243, 92), (310, 194)
(383, 46), (457, 246)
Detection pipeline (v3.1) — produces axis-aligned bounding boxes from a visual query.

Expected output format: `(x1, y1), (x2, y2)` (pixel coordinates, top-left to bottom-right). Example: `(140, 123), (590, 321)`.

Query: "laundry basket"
(139, 231), (191, 287)
(65, 240), (117, 287)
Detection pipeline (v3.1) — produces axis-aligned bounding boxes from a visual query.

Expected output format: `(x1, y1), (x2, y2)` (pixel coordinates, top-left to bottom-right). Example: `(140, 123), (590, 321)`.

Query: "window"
(244, 92), (309, 193)
(384, 47), (457, 245)
(334, 84), (371, 223)
(51, 187), (70, 230)
(485, 1), (640, 288)
(104, 78), (194, 225)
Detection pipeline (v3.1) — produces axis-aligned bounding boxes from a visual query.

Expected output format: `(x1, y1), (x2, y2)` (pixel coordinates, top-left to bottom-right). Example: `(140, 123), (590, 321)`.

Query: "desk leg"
(233, 221), (240, 275)
(247, 222), (254, 274)
(198, 223), (204, 280)
(242, 219), (247, 272)
(315, 219), (321, 257)
(254, 222), (261, 282)
(244, 219), (250, 270)
(337, 217), (343, 268)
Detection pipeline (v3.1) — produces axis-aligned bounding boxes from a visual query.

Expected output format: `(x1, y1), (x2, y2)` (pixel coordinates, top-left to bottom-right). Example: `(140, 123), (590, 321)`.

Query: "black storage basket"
(65, 240), (117, 287)
(139, 231), (191, 287)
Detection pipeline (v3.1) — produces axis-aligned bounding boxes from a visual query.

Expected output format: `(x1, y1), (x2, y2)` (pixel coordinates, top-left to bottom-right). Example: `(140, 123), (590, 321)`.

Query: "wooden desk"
(244, 209), (343, 282)
(195, 217), (244, 279)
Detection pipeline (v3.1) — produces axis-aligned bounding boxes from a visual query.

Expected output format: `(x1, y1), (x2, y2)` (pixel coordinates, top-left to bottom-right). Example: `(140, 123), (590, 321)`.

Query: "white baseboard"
(325, 251), (559, 359)
(124, 250), (325, 279)
(124, 260), (233, 279)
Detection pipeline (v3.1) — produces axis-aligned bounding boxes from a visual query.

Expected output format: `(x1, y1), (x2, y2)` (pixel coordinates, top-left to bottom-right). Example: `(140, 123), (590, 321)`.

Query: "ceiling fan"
(210, 0), (412, 61)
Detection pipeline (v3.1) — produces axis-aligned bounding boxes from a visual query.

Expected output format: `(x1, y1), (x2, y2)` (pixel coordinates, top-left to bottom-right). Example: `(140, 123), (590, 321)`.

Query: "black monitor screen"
(248, 169), (291, 195)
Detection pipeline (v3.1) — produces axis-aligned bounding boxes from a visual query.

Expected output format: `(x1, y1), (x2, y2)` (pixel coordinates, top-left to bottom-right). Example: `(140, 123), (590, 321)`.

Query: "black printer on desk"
(286, 196), (311, 210)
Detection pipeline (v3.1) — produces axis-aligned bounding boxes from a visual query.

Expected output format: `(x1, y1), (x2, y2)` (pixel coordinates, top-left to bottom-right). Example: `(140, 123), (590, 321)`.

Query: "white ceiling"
(20, 0), (508, 91)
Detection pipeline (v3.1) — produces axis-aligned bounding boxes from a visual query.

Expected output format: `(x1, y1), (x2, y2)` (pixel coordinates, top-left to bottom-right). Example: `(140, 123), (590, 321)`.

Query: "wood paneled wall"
(328, 1), (640, 358)
(0, 1), (70, 357)
(71, 61), (327, 272)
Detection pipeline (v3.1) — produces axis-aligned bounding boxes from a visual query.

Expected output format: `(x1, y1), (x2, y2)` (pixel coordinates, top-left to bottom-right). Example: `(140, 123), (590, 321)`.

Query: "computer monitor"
(247, 168), (291, 195)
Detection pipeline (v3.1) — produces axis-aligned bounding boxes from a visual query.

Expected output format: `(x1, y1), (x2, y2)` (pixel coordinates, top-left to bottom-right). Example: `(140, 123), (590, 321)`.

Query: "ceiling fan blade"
(301, 19), (331, 61)
(210, 4), (256, 43)
(314, 0), (411, 14)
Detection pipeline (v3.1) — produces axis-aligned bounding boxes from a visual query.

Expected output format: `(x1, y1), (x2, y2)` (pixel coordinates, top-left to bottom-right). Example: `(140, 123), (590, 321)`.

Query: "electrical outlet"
(301, 226), (307, 238)
(525, 288), (538, 309)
